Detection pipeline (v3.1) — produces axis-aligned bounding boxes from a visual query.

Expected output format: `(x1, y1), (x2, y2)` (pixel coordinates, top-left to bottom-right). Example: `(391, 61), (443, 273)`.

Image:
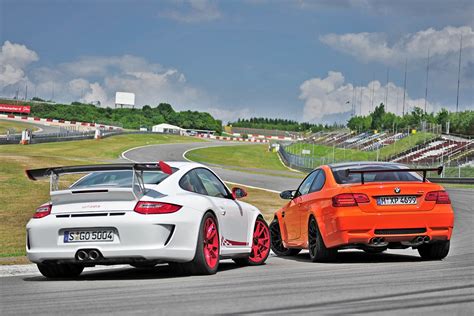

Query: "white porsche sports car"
(25, 161), (270, 278)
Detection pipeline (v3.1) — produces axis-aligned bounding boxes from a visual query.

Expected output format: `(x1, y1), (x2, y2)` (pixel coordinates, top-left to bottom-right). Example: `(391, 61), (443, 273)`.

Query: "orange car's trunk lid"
(348, 182), (437, 213)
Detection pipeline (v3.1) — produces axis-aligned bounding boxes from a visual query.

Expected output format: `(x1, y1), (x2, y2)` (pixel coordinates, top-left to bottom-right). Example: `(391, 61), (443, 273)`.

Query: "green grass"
(0, 133), (203, 161)
(379, 132), (436, 160)
(436, 167), (474, 178)
(0, 134), (204, 258)
(286, 132), (436, 163)
(0, 120), (39, 134)
(185, 144), (290, 171)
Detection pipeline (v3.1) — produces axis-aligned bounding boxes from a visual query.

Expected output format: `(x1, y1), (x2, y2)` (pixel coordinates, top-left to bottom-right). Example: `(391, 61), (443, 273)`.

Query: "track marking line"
(225, 181), (280, 194)
(122, 143), (281, 192)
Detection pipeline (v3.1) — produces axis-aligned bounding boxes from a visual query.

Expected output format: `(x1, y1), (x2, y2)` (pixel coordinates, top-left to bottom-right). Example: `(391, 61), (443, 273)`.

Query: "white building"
(152, 123), (184, 135)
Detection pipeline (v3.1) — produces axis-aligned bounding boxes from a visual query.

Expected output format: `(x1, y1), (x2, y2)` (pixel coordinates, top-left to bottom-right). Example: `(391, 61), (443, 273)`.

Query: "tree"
(371, 103), (386, 130)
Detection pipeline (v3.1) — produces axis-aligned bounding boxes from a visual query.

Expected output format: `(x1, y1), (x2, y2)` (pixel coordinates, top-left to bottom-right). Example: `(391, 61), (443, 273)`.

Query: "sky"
(1, 0), (473, 123)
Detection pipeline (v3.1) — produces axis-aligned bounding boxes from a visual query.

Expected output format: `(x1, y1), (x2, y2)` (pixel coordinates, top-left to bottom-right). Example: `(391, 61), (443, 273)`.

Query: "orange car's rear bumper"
(324, 206), (454, 248)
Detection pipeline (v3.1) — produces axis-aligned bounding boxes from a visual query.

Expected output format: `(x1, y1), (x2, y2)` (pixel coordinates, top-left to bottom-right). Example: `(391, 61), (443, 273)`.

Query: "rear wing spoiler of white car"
(345, 166), (443, 184)
(25, 162), (175, 201)
(25, 162), (174, 181)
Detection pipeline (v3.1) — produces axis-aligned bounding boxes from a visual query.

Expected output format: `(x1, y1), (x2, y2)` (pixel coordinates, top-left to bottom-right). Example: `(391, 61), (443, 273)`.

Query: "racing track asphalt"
(1, 141), (473, 315)
(0, 118), (61, 135)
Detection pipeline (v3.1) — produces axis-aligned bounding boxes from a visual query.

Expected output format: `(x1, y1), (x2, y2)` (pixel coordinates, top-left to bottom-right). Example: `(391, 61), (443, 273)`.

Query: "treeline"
(27, 102), (222, 132)
(230, 117), (343, 132)
(347, 104), (474, 135)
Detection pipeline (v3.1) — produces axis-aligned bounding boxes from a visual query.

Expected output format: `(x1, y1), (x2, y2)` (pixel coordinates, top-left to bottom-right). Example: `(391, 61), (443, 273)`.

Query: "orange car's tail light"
(425, 191), (451, 204)
(134, 201), (182, 214)
(332, 193), (369, 207)
(33, 204), (52, 218)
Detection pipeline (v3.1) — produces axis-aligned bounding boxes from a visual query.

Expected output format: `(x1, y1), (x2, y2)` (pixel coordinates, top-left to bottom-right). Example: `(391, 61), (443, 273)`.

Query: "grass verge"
(286, 132), (436, 162)
(185, 144), (290, 171)
(0, 119), (40, 134)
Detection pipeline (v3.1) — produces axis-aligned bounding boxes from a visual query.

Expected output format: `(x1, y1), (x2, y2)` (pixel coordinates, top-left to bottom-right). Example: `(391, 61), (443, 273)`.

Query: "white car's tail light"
(33, 204), (52, 218)
(425, 191), (451, 204)
(134, 201), (182, 214)
(332, 193), (370, 207)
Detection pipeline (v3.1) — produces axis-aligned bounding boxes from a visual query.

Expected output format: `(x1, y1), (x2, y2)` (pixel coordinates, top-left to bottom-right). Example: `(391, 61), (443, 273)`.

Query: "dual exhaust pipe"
(371, 235), (431, 247)
(76, 249), (101, 261)
(413, 236), (430, 244)
(370, 237), (387, 245)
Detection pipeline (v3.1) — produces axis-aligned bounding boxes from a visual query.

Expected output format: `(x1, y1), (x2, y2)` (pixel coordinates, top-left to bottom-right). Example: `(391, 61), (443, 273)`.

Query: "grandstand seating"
(392, 137), (472, 165)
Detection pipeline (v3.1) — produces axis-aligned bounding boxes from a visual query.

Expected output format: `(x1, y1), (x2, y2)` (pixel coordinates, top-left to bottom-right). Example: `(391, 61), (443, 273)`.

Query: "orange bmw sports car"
(270, 162), (454, 262)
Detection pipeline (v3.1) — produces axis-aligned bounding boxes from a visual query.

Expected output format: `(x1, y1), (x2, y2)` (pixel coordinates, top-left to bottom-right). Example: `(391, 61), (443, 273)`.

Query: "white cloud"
(0, 41), (230, 119)
(206, 106), (251, 123)
(0, 41), (38, 88)
(297, 0), (474, 25)
(320, 26), (474, 65)
(160, 0), (221, 23)
(300, 71), (434, 121)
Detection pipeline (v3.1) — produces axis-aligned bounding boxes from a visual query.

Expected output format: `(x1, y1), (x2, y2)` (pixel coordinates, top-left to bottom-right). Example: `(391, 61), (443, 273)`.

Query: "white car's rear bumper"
(26, 208), (202, 264)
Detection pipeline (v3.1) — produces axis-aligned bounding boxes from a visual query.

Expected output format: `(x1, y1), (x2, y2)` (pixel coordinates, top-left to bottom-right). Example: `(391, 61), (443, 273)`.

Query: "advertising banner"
(0, 104), (31, 114)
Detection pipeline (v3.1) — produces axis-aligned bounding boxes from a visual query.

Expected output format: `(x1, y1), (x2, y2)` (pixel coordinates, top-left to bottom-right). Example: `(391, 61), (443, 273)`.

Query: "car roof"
(148, 161), (206, 171)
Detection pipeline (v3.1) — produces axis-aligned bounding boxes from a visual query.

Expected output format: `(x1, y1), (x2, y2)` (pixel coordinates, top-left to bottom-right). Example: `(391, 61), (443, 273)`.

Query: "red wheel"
(203, 217), (219, 269)
(170, 212), (220, 275)
(233, 218), (270, 266)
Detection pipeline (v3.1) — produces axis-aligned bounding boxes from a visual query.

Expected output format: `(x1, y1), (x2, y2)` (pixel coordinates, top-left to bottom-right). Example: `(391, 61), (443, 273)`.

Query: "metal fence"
(278, 143), (474, 178)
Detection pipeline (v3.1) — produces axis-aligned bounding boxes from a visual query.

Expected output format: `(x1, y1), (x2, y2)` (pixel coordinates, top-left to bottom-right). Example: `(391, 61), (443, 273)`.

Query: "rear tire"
(170, 212), (220, 275)
(233, 217), (270, 266)
(308, 217), (337, 262)
(269, 219), (301, 256)
(418, 240), (450, 260)
(37, 263), (84, 278)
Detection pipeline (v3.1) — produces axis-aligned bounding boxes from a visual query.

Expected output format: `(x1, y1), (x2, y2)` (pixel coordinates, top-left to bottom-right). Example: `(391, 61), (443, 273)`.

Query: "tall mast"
(385, 68), (389, 108)
(402, 59), (407, 115)
(424, 48), (430, 114)
(456, 35), (463, 112)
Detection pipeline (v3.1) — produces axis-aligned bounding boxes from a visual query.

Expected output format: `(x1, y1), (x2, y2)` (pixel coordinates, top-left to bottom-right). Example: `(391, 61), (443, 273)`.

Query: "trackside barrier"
(196, 134), (269, 143)
(278, 144), (474, 184)
(0, 114), (122, 131)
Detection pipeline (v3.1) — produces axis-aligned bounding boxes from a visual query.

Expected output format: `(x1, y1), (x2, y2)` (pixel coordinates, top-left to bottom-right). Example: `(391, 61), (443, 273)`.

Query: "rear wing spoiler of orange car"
(25, 162), (175, 181)
(345, 166), (443, 184)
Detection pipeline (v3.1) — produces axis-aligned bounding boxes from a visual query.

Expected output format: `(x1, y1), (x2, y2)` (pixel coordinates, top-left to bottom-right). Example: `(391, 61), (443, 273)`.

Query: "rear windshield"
(70, 171), (170, 189)
(331, 165), (423, 184)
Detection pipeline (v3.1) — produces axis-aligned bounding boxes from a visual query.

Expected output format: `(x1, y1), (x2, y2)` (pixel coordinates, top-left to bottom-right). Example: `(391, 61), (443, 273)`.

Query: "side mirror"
(280, 190), (295, 200)
(232, 187), (248, 199)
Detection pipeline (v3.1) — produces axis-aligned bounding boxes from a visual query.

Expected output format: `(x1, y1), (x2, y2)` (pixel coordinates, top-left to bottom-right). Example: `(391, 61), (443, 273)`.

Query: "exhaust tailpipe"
(77, 250), (88, 261)
(370, 237), (386, 245)
(423, 236), (430, 243)
(89, 250), (100, 261)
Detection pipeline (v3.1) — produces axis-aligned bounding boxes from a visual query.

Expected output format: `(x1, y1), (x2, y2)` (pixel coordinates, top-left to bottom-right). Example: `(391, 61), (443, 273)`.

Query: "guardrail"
(278, 145), (473, 185)
(427, 177), (474, 185)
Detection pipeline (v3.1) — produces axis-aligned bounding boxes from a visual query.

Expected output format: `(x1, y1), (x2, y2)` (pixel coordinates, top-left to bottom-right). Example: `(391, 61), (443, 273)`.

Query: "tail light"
(425, 191), (451, 204)
(33, 204), (52, 218)
(134, 201), (182, 214)
(332, 193), (370, 207)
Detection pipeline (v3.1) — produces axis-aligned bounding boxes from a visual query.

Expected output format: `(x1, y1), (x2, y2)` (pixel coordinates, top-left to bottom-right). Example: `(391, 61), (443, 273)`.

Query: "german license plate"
(64, 230), (114, 243)
(377, 196), (417, 205)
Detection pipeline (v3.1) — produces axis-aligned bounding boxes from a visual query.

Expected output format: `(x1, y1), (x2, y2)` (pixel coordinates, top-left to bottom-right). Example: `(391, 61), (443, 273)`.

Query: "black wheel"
(170, 212), (219, 275)
(270, 218), (301, 256)
(308, 217), (337, 262)
(37, 263), (84, 278)
(418, 240), (450, 260)
(233, 217), (271, 266)
(363, 248), (386, 254)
